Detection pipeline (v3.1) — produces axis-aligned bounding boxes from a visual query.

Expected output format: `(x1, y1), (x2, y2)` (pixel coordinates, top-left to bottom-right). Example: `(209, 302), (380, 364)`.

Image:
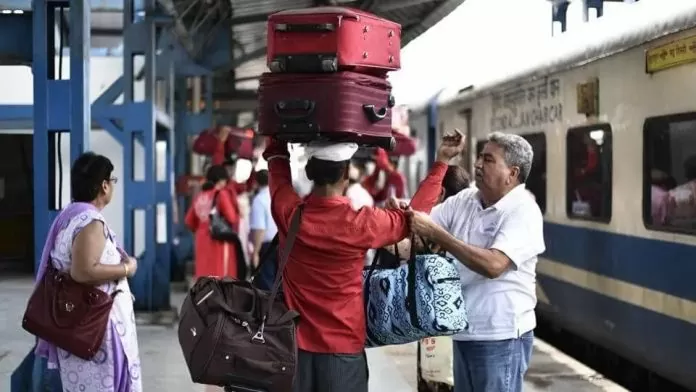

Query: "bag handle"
(252, 204), (304, 344)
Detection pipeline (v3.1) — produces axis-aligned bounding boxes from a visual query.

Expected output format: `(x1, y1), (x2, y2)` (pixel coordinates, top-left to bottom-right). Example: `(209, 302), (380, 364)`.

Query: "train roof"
(438, 0), (696, 107)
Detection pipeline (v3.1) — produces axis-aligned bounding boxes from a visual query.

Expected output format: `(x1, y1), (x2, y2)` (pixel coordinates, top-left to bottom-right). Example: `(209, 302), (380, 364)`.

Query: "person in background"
(362, 149), (407, 205)
(263, 131), (465, 392)
(185, 165), (243, 279)
(249, 169), (278, 290)
(32, 152), (141, 391)
(404, 132), (545, 392)
(665, 155), (696, 226)
(345, 159), (374, 210)
(345, 159), (376, 265)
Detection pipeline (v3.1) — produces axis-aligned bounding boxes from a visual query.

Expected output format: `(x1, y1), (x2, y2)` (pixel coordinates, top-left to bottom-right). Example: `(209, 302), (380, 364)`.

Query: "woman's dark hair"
(202, 165), (229, 191)
(305, 157), (349, 186)
(442, 165), (470, 200)
(71, 152), (115, 202)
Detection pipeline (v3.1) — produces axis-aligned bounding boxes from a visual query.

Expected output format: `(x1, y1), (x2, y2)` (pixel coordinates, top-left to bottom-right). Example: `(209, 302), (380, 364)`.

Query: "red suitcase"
(191, 127), (255, 160)
(266, 7), (401, 74)
(257, 71), (396, 149)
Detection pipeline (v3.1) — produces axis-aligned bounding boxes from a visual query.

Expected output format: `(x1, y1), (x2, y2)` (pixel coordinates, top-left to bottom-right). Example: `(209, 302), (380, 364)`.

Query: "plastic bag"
(419, 336), (455, 386)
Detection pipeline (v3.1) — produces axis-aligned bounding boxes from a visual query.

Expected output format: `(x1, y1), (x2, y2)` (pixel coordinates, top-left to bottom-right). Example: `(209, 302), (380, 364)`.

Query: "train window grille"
(474, 133), (548, 213)
(565, 124), (613, 223)
(642, 112), (696, 235)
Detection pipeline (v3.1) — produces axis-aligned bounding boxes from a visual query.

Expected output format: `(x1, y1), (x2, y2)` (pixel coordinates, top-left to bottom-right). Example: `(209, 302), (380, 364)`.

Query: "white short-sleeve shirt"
(431, 184), (545, 341)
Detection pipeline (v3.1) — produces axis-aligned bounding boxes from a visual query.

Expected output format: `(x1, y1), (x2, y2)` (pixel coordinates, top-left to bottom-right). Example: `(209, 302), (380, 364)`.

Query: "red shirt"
(268, 158), (447, 354)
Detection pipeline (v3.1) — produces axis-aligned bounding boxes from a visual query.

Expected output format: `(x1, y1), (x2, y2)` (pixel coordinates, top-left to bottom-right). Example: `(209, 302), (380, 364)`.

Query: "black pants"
(255, 241), (277, 290)
(294, 350), (369, 392)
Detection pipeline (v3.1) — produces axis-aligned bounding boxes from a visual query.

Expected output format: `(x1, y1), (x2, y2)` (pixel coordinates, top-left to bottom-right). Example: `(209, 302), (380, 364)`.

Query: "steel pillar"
(551, 0), (570, 34)
(31, 0), (90, 271)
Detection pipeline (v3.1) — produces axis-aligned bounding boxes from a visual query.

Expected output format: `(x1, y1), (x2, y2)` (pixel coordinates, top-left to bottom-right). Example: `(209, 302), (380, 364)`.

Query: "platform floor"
(0, 277), (626, 392)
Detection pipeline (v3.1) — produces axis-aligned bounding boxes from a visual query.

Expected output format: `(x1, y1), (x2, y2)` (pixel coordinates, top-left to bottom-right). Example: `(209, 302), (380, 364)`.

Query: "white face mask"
(365, 162), (376, 175)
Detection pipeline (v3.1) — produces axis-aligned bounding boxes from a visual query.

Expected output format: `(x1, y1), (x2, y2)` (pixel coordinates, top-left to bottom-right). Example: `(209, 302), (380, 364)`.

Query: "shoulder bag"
(362, 236), (469, 347)
(178, 205), (303, 392)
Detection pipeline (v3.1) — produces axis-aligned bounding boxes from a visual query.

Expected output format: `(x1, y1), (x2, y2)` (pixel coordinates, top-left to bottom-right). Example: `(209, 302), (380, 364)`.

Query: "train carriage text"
(490, 78), (563, 131)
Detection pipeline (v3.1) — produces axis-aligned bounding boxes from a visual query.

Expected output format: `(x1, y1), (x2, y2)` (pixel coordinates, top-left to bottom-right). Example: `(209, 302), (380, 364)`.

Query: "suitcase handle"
(274, 23), (336, 32)
(274, 100), (316, 121)
(362, 104), (388, 123)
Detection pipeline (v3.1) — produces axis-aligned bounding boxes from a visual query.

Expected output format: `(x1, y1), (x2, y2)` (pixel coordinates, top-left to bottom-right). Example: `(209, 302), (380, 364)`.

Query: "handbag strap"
(253, 204), (303, 343)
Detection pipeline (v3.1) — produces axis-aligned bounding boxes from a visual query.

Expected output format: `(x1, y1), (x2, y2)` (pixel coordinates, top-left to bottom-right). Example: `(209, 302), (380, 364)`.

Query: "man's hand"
(406, 210), (439, 239)
(436, 128), (466, 163)
(385, 196), (409, 210)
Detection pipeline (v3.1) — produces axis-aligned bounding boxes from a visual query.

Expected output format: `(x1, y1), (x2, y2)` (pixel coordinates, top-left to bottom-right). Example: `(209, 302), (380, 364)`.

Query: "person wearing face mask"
(403, 131), (545, 392)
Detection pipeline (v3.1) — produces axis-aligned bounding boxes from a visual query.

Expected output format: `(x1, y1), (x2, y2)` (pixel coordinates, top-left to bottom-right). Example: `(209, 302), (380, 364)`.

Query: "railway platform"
(0, 277), (625, 391)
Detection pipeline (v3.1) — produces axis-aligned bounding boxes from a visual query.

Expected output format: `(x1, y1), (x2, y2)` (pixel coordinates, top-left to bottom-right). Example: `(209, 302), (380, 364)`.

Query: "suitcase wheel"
(274, 99), (316, 121)
(381, 136), (396, 151)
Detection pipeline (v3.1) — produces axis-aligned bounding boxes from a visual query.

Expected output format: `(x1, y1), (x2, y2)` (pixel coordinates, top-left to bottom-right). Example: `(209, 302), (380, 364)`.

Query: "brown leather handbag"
(22, 263), (121, 360)
(178, 205), (303, 392)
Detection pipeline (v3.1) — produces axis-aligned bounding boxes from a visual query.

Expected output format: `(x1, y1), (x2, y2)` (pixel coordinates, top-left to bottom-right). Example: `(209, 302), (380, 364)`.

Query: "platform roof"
(0, 0), (465, 89)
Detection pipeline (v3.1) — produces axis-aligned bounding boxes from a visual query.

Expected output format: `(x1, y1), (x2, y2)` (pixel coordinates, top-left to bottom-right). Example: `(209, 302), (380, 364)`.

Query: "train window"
(643, 113), (696, 234)
(566, 124), (613, 222)
(474, 135), (547, 213)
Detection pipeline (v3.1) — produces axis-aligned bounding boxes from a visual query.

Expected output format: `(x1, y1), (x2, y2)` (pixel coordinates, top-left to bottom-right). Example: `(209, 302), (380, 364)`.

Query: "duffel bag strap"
(252, 204), (304, 344)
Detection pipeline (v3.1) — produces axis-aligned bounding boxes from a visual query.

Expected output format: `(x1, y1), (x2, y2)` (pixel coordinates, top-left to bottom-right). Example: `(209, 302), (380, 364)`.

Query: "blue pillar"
(32, 0), (90, 271)
(119, 0), (171, 314)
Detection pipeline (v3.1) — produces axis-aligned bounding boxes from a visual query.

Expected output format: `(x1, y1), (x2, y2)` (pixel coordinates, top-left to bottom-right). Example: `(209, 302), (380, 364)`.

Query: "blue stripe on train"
(543, 222), (696, 301)
(537, 275), (696, 389)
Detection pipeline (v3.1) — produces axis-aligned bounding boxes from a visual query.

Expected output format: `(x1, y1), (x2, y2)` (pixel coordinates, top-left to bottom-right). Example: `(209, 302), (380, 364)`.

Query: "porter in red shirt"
(264, 140), (447, 354)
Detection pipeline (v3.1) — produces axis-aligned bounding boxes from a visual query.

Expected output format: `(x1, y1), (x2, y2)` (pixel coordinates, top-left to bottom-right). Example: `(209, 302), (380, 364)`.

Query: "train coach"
(407, 1), (696, 390)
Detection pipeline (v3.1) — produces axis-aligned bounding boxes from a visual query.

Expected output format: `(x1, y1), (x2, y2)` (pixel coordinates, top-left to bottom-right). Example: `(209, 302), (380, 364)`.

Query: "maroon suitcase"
(266, 7), (401, 74)
(258, 71), (396, 150)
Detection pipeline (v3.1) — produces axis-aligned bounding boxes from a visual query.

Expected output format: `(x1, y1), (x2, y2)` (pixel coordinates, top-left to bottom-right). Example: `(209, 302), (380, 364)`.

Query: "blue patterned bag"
(363, 251), (468, 347)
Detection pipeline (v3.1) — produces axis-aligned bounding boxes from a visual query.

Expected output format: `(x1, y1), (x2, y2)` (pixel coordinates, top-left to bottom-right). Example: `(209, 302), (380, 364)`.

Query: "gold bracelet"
(123, 263), (129, 277)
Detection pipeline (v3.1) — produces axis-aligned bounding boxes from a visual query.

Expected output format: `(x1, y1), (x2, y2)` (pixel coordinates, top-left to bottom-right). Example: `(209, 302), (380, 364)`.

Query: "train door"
(459, 109), (473, 174)
(0, 133), (34, 274)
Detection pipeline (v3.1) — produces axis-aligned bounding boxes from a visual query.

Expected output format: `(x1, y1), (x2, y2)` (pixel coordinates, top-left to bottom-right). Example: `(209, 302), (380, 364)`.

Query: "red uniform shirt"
(268, 158), (447, 354)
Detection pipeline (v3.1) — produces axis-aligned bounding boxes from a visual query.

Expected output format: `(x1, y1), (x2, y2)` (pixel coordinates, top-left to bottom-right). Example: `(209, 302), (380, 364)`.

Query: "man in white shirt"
(407, 131), (545, 392)
(249, 169), (278, 290)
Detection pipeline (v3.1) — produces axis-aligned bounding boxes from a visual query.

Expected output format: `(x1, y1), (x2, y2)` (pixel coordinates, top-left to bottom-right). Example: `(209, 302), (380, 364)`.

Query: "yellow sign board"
(646, 34), (696, 73)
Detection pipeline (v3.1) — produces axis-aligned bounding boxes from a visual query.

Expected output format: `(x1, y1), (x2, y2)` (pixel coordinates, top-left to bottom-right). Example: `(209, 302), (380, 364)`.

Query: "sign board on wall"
(646, 34), (696, 73)
(489, 77), (563, 131)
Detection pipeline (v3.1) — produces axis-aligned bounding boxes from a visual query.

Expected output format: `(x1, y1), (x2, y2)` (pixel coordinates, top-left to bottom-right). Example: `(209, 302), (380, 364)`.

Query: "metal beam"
(377, 0), (433, 12)
(155, 0), (195, 54)
(231, 46), (266, 67)
(402, 0), (464, 45)
(229, 12), (270, 25)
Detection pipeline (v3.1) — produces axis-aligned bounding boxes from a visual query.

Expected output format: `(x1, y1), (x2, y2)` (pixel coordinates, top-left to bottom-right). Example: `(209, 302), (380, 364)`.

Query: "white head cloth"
(304, 141), (358, 162)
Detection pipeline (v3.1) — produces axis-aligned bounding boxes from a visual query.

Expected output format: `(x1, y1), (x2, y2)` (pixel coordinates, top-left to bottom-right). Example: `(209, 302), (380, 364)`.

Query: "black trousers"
(294, 350), (369, 392)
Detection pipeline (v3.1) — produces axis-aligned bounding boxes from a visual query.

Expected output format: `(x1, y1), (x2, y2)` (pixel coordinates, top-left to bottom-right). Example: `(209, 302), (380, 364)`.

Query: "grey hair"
(487, 132), (534, 183)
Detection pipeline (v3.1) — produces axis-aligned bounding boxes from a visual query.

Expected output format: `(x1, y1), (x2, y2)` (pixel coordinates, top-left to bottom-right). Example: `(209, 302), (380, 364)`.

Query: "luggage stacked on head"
(258, 7), (402, 150)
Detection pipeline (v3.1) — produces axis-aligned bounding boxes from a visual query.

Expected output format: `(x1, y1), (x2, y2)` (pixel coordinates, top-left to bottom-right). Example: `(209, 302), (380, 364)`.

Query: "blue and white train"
(406, 1), (696, 389)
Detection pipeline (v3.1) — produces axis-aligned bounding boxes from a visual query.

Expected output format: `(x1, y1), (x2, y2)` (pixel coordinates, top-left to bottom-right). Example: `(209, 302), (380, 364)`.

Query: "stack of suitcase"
(258, 7), (402, 150)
